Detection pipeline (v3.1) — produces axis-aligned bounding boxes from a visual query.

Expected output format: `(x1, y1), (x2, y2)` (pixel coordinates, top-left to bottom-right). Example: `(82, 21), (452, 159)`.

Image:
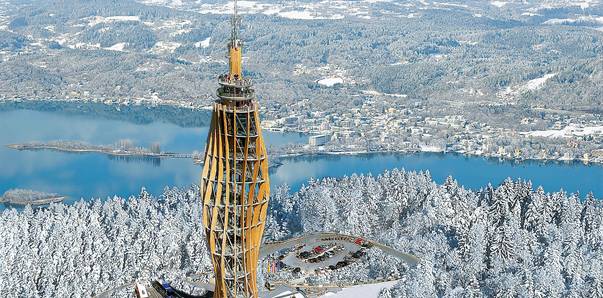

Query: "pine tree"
(407, 260), (437, 297)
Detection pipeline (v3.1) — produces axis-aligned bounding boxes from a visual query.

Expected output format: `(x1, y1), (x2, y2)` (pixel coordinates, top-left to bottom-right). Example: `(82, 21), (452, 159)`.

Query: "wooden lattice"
(201, 101), (270, 298)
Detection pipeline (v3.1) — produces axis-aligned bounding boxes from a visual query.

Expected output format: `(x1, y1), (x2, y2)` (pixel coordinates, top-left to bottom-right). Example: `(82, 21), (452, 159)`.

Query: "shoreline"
(0, 196), (67, 206)
(0, 188), (67, 206)
(0, 97), (209, 111)
(7, 143), (602, 169)
(2, 98), (601, 167)
(274, 149), (603, 167)
(7, 143), (200, 161)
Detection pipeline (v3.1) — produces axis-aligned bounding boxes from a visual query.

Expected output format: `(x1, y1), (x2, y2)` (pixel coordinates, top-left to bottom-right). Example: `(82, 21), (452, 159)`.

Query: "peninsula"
(7, 140), (202, 162)
(0, 189), (66, 206)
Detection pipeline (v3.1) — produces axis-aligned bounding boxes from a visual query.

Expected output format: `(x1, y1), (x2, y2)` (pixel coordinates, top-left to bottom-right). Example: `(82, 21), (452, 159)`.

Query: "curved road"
(95, 232), (418, 297)
(260, 232), (419, 267)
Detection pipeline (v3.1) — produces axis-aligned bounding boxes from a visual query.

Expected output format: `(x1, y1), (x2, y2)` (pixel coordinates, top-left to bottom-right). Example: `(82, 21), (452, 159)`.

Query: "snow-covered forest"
(1, 169), (602, 297)
(268, 171), (603, 297)
(0, 187), (212, 297)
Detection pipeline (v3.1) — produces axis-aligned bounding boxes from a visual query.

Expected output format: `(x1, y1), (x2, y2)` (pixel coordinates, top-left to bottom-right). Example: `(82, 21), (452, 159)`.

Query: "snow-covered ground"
(491, 1), (508, 8)
(317, 77), (343, 87)
(145, 19), (193, 37)
(523, 0), (600, 11)
(171, 28), (192, 36)
(195, 37), (211, 48)
(523, 124), (603, 138)
(196, 1), (348, 20)
(137, 0), (380, 20)
(432, 2), (469, 9)
(500, 73), (557, 100)
(276, 10), (344, 20)
(134, 0), (603, 22)
(544, 15), (603, 25)
(295, 64), (355, 86)
(523, 73), (557, 91)
(271, 290), (305, 298)
(361, 90), (408, 98)
(150, 41), (181, 54)
(105, 42), (127, 52)
(0, 0), (8, 30)
(319, 280), (399, 298)
(85, 15), (141, 27)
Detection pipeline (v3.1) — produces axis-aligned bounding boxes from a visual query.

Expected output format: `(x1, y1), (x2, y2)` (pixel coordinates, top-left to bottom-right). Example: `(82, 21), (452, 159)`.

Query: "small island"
(0, 189), (66, 206)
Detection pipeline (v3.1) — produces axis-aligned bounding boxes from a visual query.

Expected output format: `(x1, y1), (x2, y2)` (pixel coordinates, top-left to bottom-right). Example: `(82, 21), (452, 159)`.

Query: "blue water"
(0, 109), (601, 208)
(0, 109), (306, 204)
(273, 153), (603, 197)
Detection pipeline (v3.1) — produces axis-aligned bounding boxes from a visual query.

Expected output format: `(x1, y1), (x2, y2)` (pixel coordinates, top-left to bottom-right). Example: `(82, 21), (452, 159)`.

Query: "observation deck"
(217, 74), (255, 102)
(218, 74), (253, 88)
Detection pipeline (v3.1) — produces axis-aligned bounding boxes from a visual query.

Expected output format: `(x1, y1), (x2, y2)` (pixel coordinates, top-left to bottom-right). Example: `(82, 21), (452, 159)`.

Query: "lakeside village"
(262, 101), (603, 165)
(3, 97), (603, 165)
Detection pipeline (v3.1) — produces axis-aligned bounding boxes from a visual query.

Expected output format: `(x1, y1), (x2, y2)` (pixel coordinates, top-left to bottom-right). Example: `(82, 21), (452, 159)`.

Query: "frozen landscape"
(1, 170), (602, 296)
(1, 0), (602, 297)
(1, 0), (603, 164)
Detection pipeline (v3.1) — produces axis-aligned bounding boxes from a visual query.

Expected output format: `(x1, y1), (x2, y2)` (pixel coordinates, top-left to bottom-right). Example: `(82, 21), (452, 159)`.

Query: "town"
(262, 87), (603, 164)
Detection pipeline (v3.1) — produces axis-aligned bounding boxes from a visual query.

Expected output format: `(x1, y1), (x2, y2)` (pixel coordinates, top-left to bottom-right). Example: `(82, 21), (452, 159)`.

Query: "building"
(309, 134), (328, 146)
(200, 1), (270, 296)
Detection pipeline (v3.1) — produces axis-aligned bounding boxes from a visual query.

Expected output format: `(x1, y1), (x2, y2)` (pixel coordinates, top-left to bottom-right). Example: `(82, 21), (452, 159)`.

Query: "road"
(94, 232), (418, 298)
(260, 232), (419, 267)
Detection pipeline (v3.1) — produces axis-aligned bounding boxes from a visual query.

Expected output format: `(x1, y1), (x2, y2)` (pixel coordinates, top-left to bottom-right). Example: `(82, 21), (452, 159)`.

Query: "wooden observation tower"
(200, 0), (270, 297)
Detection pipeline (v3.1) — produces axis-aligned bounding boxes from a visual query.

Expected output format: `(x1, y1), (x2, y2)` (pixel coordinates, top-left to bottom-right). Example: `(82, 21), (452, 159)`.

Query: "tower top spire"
(227, 0), (243, 78)
(231, 0), (240, 43)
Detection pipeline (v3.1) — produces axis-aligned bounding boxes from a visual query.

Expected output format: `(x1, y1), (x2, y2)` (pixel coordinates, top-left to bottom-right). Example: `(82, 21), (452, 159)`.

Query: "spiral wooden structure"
(200, 1), (270, 297)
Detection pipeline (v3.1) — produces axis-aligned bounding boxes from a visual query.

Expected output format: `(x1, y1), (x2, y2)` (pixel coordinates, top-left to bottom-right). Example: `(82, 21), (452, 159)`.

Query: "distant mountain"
(0, 0), (601, 110)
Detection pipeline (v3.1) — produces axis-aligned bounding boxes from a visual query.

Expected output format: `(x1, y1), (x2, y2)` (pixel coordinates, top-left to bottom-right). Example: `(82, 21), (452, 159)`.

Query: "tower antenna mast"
(231, 0), (239, 42)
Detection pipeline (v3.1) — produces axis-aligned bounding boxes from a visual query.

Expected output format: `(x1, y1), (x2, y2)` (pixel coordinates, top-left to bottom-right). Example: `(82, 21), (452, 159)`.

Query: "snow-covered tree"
(1, 168), (602, 297)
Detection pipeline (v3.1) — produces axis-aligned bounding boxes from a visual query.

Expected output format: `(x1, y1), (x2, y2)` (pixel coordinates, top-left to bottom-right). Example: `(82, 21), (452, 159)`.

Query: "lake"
(275, 153), (603, 197)
(0, 104), (601, 209)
